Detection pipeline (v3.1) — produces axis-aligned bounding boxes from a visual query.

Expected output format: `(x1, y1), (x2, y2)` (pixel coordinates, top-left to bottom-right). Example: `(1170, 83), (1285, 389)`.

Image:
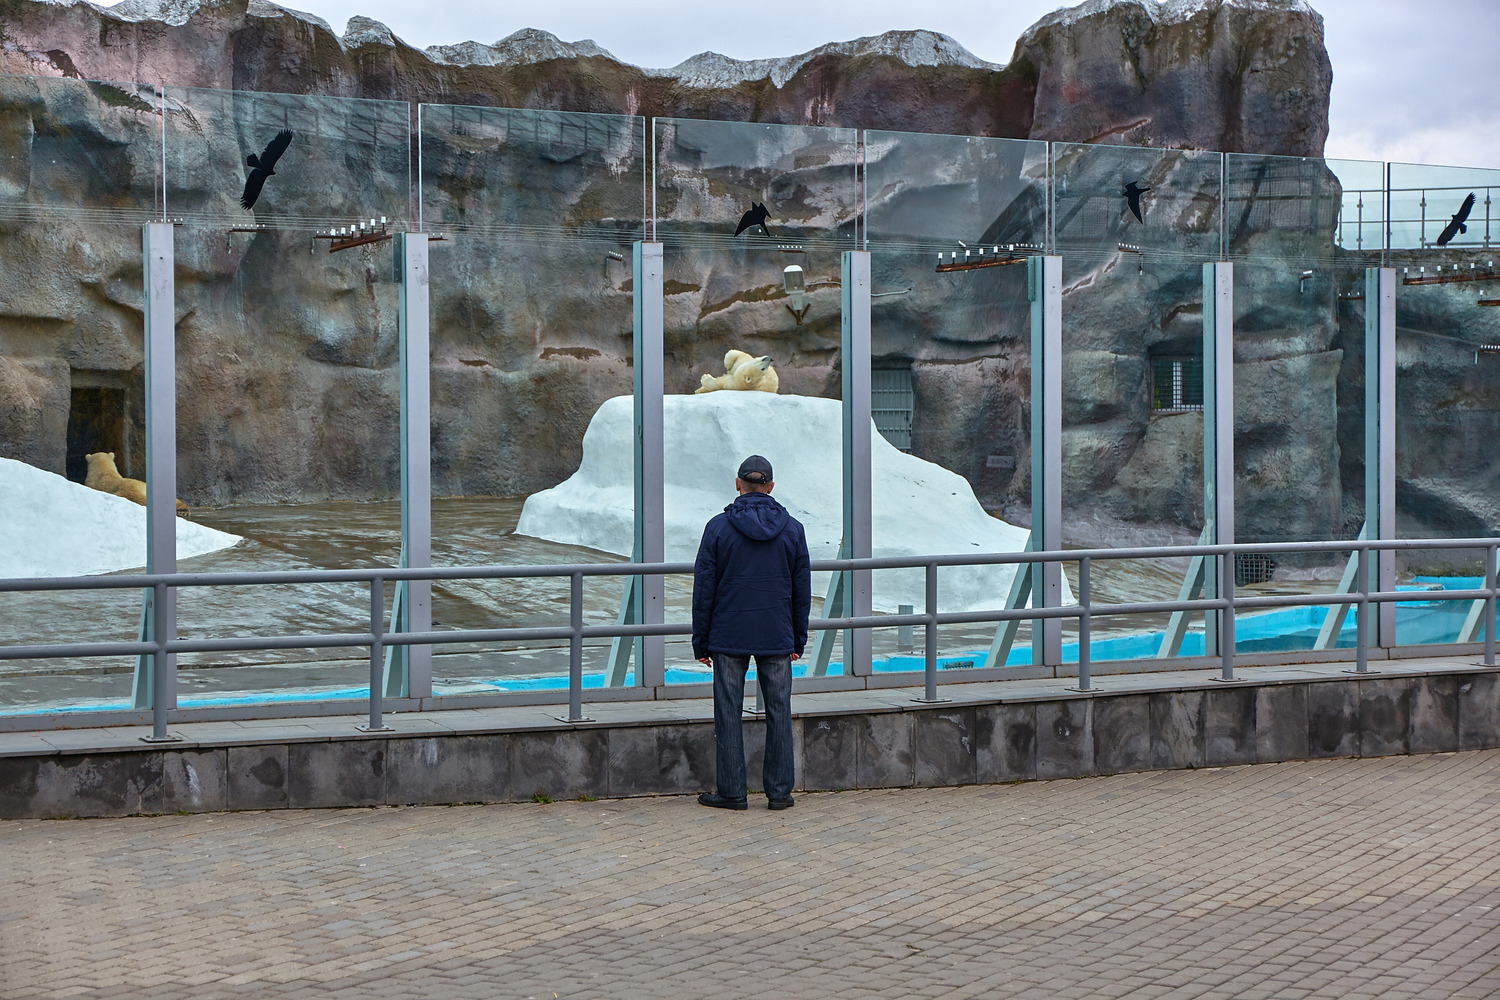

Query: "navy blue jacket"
(692, 492), (811, 659)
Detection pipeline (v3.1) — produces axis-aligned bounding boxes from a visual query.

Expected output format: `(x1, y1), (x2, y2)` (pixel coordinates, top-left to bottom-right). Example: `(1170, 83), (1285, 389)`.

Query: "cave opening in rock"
(65, 372), (144, 484)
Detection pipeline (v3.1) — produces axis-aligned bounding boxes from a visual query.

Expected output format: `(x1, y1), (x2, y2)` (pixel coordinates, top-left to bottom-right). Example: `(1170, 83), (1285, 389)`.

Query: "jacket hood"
(724, 492), (790, 541)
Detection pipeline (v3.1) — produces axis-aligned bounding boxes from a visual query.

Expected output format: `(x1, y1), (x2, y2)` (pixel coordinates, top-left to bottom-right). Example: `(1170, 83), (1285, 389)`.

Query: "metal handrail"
(2, 535), (1497, 738)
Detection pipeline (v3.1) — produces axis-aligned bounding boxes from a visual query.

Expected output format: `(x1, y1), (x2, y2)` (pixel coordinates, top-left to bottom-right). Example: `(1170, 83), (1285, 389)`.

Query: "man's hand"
(697, 657), (712, 666)
(790, 653), (800, 662)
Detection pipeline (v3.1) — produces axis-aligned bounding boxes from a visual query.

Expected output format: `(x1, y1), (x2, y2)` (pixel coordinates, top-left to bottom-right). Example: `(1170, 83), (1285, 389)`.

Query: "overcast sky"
(216, 0), (1500, 170)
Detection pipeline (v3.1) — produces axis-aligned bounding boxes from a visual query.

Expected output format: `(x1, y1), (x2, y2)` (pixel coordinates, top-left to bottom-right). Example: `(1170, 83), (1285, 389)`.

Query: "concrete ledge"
(1, 657), (1497, 819)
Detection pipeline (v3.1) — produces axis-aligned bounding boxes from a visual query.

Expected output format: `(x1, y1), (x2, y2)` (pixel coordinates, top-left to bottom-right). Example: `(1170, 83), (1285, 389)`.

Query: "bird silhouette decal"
(1435, 192), (1476, 247)
(239, 129), (294, 210)
(1122, 181), (1150, 224)
(734, 202), (772, 237)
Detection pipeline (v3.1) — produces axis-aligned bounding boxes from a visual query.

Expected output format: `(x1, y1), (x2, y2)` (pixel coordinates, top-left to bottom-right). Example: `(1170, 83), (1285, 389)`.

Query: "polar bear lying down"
(696, 350), (779, 394)
(84, 451), (190, 515)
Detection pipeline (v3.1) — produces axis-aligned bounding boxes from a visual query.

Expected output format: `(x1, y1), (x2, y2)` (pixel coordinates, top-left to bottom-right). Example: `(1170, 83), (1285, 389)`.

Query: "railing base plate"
(355, 723), (394, 733)
(554, 715), (595, 724)
(138, 733), (183, 743)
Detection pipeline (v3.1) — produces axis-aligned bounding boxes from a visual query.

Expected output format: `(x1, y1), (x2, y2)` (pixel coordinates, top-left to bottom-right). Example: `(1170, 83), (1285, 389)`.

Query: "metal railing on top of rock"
(0, 536), (1497, 740)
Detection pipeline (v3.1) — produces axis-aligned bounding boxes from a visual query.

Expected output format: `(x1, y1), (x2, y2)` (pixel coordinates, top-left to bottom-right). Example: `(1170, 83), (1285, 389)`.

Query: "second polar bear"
(85, 452), (190, 515)
(695, 350), (780, 394)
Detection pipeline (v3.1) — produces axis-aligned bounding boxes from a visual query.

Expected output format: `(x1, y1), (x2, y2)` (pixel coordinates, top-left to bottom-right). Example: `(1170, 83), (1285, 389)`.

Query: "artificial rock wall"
(3, 0), (1485, 555)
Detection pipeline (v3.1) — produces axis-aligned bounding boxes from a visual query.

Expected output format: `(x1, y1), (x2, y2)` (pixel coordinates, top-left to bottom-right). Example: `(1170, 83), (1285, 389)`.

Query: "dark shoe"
(767, 796), (795, 810)
(698, 792), (748, 811)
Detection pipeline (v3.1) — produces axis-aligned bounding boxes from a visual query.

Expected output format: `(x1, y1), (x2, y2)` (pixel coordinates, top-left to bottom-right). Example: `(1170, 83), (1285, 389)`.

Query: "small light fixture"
(783, 264), (809, 325)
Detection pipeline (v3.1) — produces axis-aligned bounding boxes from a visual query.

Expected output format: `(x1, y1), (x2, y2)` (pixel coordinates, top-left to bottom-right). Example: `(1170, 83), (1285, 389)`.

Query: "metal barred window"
(1150, 356), (1204, 413)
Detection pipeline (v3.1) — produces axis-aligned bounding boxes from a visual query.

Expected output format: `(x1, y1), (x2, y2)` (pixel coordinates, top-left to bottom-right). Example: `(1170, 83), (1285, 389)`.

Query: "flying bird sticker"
(1122, 181), (1150, 224)
(1435, 192), (1476, 247)
(734, 202), (772, 237)
(240, 129), (294, 210)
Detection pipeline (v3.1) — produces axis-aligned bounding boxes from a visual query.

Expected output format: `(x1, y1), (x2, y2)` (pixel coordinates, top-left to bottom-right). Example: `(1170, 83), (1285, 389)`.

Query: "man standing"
(693, 455), (811, 811)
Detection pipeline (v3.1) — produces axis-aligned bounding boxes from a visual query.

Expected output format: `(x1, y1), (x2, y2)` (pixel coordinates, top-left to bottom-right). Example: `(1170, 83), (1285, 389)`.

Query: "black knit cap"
(737, 454), (773, 484)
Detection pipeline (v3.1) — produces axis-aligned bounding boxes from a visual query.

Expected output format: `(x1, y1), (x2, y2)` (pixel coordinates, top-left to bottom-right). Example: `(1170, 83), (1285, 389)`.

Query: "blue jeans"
(712, 653), (794, 801)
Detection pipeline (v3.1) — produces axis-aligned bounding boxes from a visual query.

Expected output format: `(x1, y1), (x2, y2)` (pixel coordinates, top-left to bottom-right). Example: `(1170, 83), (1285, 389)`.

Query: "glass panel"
(157, 87), (412, 707)
(654, 118), (857, 682)
(1225, 153), (1381, 653)
(1390, 162), (1500, 645)
(421, 105), (646, 693)
(862, 129), (1045, 672)
(0, 73), (164, 716)
(1052, 142), (1222, 663)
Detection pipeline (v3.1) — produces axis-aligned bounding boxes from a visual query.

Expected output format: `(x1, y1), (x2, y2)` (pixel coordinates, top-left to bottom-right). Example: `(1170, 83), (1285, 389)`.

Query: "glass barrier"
(0, 74), (166, 715)
(862, 129), (1044, 672)
(654, 118), (857, 681)
(1052, 142), (1221, 662)
(419, 105), (646, 694)
(155, 87), (412, 708)
(1390, 162), (1500, 645)
(1224, 153), (1381, 653)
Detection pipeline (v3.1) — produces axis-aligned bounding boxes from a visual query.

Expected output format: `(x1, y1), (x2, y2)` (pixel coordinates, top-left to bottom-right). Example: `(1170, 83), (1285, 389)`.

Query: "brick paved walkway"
(4, 751), (1500, 1000)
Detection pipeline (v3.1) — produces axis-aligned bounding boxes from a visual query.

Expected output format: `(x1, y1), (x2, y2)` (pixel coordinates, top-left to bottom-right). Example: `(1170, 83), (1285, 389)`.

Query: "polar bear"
(84, 452), (190, 515)
(695, 350), (780, 394)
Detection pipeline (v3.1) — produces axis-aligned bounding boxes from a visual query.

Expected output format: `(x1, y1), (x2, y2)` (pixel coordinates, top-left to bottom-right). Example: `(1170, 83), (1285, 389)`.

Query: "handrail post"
(1354, 546), (1370, 674)
(1072, 557), (1092, 692)
(359, 577), (391, 732)
(1487, 545), (1497, 667)
(150, 580), (169, 740)
(1218, 550), (1236, 681)
(913, 561), (946, 703)
(568, 571), (587, 722)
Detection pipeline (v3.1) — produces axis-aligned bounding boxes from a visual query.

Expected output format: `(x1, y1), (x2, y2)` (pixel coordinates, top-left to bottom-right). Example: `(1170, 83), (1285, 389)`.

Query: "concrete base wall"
(3, 670), (1498, 819)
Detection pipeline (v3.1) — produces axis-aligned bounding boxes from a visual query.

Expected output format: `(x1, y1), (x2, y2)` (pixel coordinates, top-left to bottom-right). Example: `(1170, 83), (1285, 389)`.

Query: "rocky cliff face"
(10, 0), (1461, 556)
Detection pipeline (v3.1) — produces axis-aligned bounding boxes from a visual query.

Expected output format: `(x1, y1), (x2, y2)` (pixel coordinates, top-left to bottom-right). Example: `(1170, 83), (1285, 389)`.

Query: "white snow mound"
(1, 457), (241, 578)
(517, 392), (1054, 614)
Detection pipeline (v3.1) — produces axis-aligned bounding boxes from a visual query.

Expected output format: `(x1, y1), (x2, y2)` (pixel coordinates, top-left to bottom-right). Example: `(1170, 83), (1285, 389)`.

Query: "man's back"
(692, 492), (811, 659)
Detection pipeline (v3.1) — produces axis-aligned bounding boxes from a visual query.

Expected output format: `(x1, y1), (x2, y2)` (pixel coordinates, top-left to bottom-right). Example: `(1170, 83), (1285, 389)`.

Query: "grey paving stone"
(1307, 681), (1360, 758)
(1458, 673), (1500, 750)
(1037, 700), (1093, 779)
(1094, 695), (1151, 774)
(606, 725), (713, 797)
(854, 712), (913, 788)
(1359, 677), (1411, 757)
(1149, 690), (1204, 769)
(976, 703), (1037, 782)
(386, 735), (512, 805)
(913, 706), (977, 786)
(288, 741), (387, 809)
(1204, 686), (1256, 766)
(802, 715), (857, 791)
(227, 744), (289, 810)
(1410, 673), (1461, 753)
(161, 749), (228, 813)
(1256, 684), (1309, 763)
(512, 729), (608, 801)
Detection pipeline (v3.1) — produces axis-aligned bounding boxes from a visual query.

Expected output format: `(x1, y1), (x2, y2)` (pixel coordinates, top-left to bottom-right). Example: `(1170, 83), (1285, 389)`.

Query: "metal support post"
(359, 578), (391, 732)
(1366, 267), (1397, 646)
(1203, 262), (1235, 659)
(1487, 546), (1497, 667)
(842, 251), (873, 676)
(558, 571), (592, 723)
(137, 222), (181, 742)
(609, 242), (665, 686)
(383, 233), (433, 700)
(1029, 256), (1062, 665)
(1353, 547), (1369, 674)
(1218, 550), (1236, 681)
(914, 562), (946, 703)
(1069, 557), (1092, 692)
